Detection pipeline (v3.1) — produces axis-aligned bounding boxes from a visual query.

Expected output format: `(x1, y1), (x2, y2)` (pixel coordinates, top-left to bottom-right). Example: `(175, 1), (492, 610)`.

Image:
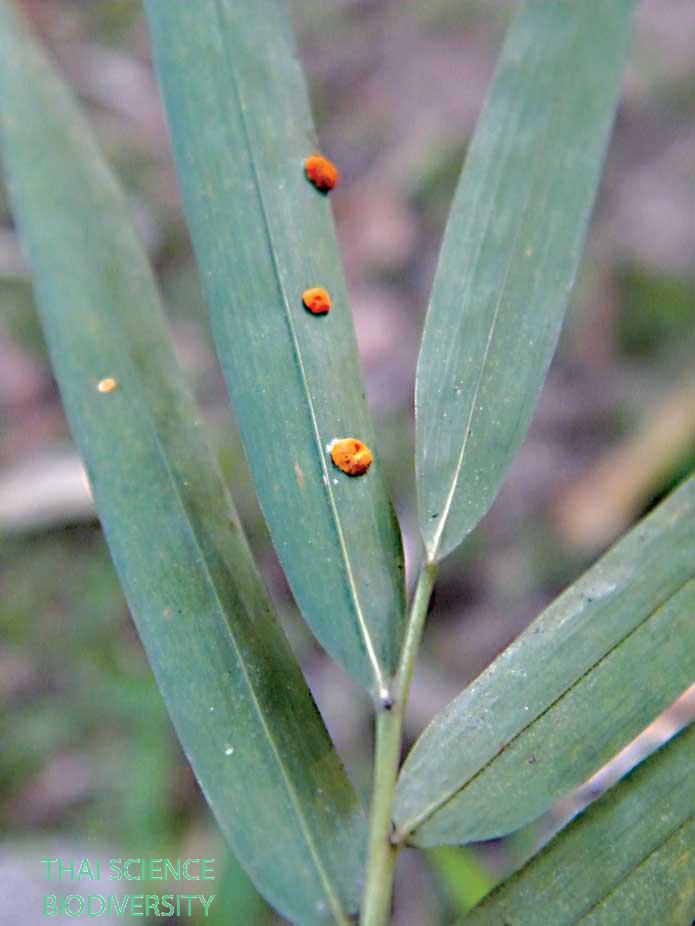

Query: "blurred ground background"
(1, 0), (694, 923)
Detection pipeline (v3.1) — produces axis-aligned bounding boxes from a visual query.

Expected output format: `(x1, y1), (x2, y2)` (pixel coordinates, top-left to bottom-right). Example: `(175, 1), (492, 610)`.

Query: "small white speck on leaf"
(97, 377), (117, 394)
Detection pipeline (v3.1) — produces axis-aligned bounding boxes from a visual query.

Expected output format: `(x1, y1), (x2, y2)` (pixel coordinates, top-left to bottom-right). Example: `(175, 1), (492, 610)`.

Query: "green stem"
(395, 561), (438, 709)
(360, 561), (438, 926)
(360, 706), (402, 926)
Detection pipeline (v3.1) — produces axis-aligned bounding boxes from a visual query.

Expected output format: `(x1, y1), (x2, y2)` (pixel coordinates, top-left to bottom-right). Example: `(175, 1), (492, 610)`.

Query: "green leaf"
(462, 721), (695, 925)
(394, 476), (695, 847)
(0, 3), (364, 923)
(144, 0), (405, 699)
(416, 0), (635, 562)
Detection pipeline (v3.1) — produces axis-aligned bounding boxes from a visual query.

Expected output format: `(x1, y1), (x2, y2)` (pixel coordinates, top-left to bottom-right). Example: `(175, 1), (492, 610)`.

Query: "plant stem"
(395, 561), (438, 710)
(360, 561), (438, 926)
(360, 706), (402, 926)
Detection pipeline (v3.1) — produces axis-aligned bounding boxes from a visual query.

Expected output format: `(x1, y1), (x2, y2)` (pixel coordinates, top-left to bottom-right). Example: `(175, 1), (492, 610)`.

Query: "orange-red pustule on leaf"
(304, 154), (340, 193)
(329, 438), (373, 476)
(302, 287), (332, 315)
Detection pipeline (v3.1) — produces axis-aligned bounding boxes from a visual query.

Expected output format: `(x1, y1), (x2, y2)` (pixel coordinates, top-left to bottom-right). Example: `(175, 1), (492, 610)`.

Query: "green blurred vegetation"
(618, 266), (695, 358)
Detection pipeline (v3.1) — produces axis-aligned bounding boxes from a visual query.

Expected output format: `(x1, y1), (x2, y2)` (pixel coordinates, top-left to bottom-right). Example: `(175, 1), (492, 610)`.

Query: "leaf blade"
(394, 476), (695, 846)
(463, 722), (695, 925)
(145, 0), (405, 697)
(416, 0), (635, 562)
(0, 3), (364, 922)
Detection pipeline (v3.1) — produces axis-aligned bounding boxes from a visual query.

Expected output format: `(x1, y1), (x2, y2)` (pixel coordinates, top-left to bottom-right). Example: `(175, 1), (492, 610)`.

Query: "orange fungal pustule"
(304, 154), (340, 193)
(302, 287), (332, 315)
(328, 438), (373, 477)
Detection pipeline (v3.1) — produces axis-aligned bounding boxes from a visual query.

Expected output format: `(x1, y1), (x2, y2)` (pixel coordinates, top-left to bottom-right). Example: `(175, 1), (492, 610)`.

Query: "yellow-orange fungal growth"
(329, 438), (373, 477)
(97, 377), (117, 393)
(304, 154), (340, 193)
(302, 287), (332, 315)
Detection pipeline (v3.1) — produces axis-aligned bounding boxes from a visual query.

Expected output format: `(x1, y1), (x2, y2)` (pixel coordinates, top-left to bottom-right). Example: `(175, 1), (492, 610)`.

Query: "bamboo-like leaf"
(463, 721), (695, 925)
(394, 476), (695, 847)
(0, 4), (364, 923)
(416, 0), (635, 563)
(144, 0), (405, 699)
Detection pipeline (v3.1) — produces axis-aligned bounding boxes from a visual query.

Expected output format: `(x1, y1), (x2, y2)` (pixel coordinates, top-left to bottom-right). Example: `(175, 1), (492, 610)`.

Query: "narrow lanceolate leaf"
(145, 0), (405, 698)
(416, 0), (635, 562)
(394, 476), (695, 847)
(463, 721), (695, 926)
(0, 4), (364, 923)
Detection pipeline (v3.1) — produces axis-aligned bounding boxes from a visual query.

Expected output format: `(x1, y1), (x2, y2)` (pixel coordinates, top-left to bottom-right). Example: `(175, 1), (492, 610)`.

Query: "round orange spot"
(97, 377), (117, 393)
(329, 438), (373, 477)
(302, 287), (332, 315)
(304, 154), (340, 193)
